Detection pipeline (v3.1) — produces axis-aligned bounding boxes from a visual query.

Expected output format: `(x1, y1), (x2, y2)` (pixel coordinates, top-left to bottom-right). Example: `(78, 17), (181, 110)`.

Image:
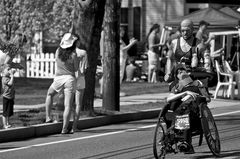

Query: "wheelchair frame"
(153, 97), (221, 159)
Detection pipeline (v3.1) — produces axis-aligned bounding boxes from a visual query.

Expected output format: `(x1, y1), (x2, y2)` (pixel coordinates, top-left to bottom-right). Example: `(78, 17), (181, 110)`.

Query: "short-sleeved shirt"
(2, 76), (15, 99)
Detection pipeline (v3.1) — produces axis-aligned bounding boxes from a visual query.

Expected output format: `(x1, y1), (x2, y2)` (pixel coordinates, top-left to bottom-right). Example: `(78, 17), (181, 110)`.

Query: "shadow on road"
(193, 149), (240, 158)
(79, 143), (153, 159)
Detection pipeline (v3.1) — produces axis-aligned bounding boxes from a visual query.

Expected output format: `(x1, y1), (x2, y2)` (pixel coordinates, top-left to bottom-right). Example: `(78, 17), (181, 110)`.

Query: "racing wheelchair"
(153, 93), (221, 158)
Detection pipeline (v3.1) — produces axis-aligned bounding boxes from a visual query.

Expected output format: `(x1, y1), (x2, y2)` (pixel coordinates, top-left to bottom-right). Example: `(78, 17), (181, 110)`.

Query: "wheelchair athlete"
(165, 64), (211, 154)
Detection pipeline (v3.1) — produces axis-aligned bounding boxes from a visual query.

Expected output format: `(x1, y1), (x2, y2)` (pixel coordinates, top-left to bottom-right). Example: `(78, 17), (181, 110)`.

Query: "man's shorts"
(51, 75), (76, 93)
(76, 75), (85, 90)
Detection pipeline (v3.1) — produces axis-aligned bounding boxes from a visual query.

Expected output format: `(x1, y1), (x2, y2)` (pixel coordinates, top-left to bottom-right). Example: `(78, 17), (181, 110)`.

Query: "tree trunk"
(102, 0), (121, 111)
(72, 0), (106, 115)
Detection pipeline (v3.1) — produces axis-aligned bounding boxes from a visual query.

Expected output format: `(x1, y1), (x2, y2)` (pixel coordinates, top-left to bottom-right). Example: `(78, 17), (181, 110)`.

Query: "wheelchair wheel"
(200, 103), (221, 157)
(153, 117), (167, 159)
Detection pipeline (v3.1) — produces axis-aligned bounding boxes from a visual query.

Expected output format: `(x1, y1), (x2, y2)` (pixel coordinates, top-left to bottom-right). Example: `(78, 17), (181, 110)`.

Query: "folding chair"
(223, 60), (240, 99)
(214, 60), (236, 99)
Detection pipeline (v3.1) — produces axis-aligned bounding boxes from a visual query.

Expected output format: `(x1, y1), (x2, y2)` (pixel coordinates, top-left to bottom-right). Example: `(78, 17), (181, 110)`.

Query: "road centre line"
(1, 110), (240, 154)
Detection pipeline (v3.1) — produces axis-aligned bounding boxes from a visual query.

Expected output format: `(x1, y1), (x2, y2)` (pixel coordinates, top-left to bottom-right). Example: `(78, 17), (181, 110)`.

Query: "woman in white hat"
(45, 33), (80, 134)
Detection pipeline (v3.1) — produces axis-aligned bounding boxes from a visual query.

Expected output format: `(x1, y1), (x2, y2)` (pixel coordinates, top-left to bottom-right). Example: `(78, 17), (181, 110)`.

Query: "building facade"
(121, 0), (240, 41)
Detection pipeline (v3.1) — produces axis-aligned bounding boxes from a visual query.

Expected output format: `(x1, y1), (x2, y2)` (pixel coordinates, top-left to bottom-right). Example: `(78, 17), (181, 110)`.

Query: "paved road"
(0, 104), (240, 159)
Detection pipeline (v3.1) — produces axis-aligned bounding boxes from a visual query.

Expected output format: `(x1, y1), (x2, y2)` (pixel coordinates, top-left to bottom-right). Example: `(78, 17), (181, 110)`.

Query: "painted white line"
(0, 110), (240, 154)
(214, 157), (239, 159)
(213, 110), (240, 117)
(0, 128), (140, 153)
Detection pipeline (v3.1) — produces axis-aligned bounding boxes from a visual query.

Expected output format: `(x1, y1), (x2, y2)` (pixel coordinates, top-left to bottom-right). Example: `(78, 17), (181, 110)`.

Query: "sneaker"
(45, 119), (54, 123)
(61, 129), (73, 135)
(184, 143), (195, 154)
(70, 128), (81, 133)
(70, 128), (81, 134)
(178, 142), (195, 154)
(3, 125), (12, 129)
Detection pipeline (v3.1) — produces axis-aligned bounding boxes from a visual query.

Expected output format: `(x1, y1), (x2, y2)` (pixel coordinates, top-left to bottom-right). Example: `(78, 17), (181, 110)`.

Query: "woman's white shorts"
(51, 75), (76, 93)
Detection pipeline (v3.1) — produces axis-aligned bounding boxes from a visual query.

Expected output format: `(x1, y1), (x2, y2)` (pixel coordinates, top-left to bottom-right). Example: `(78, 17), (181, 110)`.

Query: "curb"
(0, 109), (161, 143)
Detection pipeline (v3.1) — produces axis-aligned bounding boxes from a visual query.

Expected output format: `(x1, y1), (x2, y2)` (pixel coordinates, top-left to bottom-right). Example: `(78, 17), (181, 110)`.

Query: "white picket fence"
(13, 53), (56, 78)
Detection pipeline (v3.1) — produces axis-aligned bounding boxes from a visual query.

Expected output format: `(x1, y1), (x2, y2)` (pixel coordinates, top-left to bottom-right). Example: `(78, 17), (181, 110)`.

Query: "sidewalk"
(0, 92), (169, 113)
(0, 90), (237, 112)
(0, 91), (239, 143)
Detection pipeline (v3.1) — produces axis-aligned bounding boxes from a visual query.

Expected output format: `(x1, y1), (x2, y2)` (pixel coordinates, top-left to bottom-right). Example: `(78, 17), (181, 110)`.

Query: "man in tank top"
(165, 19), (199, 82)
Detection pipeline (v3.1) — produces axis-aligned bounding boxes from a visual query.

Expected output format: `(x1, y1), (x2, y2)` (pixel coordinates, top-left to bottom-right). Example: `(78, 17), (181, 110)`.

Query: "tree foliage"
(0, 0), (120, 113)
(0, 0), (75, 46)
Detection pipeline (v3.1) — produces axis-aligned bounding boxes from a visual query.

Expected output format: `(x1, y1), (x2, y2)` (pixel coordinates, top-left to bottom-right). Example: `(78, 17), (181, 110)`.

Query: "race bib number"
(174, 114), (190, 130)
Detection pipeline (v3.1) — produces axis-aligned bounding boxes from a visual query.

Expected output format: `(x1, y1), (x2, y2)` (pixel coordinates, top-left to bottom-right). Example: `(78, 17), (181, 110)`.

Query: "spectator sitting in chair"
(125, 57), (141, 82)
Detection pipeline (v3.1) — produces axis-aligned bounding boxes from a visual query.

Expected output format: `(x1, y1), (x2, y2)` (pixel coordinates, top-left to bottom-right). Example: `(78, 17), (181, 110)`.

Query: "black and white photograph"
(0, 0), (240, 158)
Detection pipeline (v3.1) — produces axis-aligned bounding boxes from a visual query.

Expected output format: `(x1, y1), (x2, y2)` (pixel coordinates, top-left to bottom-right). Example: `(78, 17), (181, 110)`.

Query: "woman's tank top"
(55, 49), (76, 77)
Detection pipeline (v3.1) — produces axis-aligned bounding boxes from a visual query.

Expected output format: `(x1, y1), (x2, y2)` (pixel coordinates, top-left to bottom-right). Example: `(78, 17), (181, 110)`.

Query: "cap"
(60, 33), (78, 49)
(174, 64), (186, 77)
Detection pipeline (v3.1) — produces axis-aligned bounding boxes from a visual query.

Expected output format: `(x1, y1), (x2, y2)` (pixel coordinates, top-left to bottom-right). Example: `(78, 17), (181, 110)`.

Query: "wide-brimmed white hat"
(60, 33), (78, 49)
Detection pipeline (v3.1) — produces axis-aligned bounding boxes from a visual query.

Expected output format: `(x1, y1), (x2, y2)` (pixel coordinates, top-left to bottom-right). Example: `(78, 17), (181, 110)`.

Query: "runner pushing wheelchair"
(153, 19), (220, 158)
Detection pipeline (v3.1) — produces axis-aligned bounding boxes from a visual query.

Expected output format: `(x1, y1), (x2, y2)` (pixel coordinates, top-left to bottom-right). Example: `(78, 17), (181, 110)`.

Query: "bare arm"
(166, 92), (186, 103)
(121, 38), (137, 52)
(7, 70), (15, 86)
(149, 43), (163, 49)
(210, 48), (224, 58)
(164, 51), (173, 81)
(166, 91), (198, 103)
(164, 40), (177, 81)
(203, 34), (215, 46)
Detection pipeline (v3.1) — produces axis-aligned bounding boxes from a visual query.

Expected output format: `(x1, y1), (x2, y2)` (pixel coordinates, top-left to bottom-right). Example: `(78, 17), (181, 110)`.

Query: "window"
(121, 8), (128, 25)
(133, 7), (141, 40)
